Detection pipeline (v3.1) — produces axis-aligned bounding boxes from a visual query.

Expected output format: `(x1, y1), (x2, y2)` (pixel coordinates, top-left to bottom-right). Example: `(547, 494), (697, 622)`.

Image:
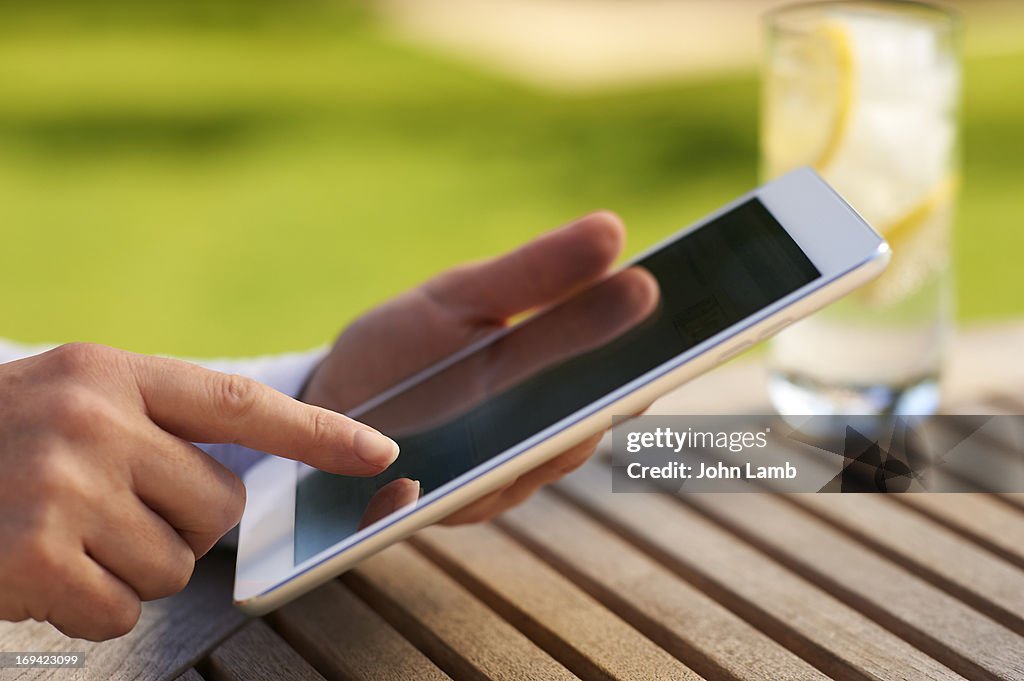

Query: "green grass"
(0, 6), (1021, 357)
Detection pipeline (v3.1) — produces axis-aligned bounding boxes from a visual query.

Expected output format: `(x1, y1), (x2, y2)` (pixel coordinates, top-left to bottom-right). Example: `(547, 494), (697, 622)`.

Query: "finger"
(440, 433), (604, 525)
(129, 355), (399, 475)
(128, 428), (247, 557)
(424, 211), (625, 321)
(85, 493), (195, 601)
(496, 432), (604, 503)
(358, 478), (421, 530)
(485, 267), (659, 396)
(371, 268), (659, 433)
(48, 557), (141, 641)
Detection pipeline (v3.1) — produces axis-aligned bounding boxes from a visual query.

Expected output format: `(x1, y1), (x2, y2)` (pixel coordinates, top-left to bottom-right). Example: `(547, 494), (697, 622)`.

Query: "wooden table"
(4, 323), (1024, 681)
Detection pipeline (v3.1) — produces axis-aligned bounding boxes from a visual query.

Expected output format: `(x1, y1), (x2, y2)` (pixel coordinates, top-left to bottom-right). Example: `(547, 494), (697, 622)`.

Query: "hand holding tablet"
(236, 168), (890, 614)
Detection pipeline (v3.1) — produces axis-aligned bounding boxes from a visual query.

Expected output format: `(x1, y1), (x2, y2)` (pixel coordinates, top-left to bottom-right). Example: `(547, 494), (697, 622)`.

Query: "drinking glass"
(762, 0), (960, 415)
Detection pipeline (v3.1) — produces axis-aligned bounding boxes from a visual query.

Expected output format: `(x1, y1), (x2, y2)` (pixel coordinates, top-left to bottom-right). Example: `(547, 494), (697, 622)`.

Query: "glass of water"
(762, 1), (960, 416)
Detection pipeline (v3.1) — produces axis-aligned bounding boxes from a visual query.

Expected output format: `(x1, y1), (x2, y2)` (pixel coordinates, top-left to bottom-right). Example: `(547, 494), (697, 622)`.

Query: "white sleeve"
(0, 338), (328, 477)
(0, 338), (55, 363)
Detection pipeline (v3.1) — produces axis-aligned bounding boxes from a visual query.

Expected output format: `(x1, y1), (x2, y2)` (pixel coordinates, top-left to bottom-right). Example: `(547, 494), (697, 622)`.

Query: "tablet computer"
(235, 167), (889, 614)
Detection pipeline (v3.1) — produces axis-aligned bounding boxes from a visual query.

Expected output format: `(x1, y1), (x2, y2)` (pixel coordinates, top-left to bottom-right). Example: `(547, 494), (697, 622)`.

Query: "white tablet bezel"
(235, 167), (890, 613)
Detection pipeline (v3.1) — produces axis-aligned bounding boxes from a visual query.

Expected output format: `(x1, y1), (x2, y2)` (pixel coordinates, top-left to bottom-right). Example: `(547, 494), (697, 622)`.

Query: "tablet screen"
(294, 199), (818, 563)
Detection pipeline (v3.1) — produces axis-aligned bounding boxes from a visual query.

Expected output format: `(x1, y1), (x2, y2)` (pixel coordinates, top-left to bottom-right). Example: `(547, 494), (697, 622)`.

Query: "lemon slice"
(762, 21), (855, 176)
(859, 173), (959, 305)
(880, 173), (959, 252)
(764, 11), (958, 307)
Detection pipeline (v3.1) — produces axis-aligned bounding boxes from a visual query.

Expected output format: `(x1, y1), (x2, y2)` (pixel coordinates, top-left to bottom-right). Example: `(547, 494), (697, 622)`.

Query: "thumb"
(129, 354), (399, 475)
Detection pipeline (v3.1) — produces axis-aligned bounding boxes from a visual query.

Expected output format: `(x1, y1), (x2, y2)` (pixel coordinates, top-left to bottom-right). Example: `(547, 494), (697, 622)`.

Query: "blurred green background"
(1, 1), (1021, 357)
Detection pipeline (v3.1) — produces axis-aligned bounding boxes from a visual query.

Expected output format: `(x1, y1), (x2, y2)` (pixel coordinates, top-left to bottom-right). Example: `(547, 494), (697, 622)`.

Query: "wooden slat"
(412, 523), (703, 681)
(555, 462), (966, 681)
(206, 619), (324, 681)
(343, 543), (577, 681)
(789, 493), (1024, 635)
(894, 494), (1024, 569)
(682, 492), (1024, 680)
(269, 580), (449, 681)
(498, 490), (829, 681)
(0, 550), (245, 681)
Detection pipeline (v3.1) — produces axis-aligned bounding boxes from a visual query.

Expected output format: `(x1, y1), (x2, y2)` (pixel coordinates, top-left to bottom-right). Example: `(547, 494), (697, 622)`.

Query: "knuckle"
(213, 374), (260, 421)
(16, 535), (66, 583)
(27, 453), (70, 497)
(48, 342), (109, 376)
(48, 387), (111, 440)
(310, 408), (335, 451)
(30, 448), (92, 502)
(153, 547), (195, 599)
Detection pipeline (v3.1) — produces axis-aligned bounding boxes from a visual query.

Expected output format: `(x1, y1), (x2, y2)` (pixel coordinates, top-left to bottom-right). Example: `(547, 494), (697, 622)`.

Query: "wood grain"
(498, 490), (829, 681)
(894, 494), (1024, 569)
(0, 550), (245, 681)
(555, 461), (966, 681)
(682, 491), (1024, 680)
(789, 493), (1024, 635)
(269, 580), (449, 681)
(412, 523), (702, 681)
(344, 543), (576, 681)
(206, 619), (324, 681)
